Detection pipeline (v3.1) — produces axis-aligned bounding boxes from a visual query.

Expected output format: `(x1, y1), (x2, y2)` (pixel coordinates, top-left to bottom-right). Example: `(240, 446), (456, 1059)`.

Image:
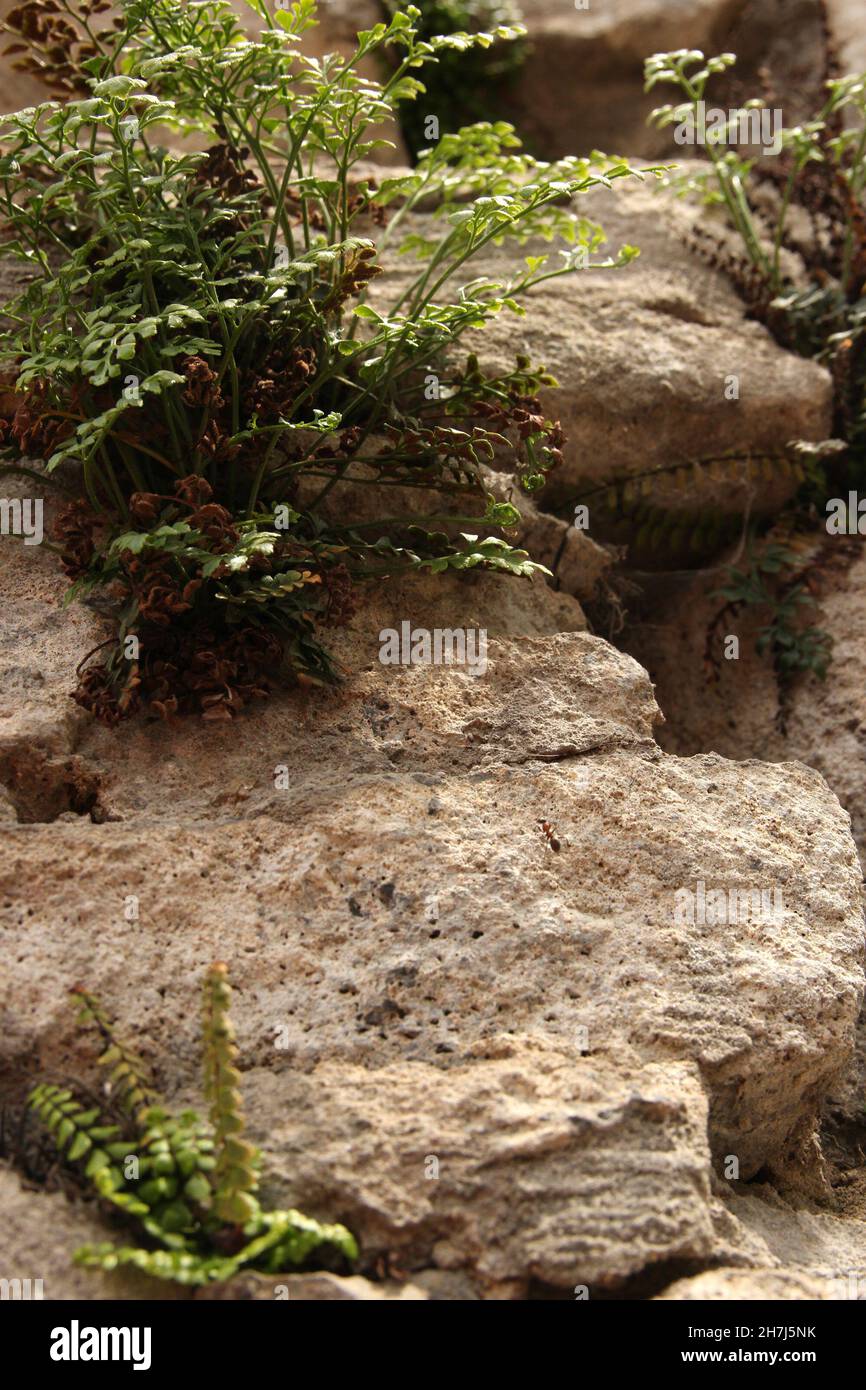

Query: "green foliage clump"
(716, 542), (833, 681)
(0, 0), (652, 723)
(381, 0), (527, 161)
(27, 964), (357, 1287)
(644, 48), (866, 475)
(562, 47), (866, 681)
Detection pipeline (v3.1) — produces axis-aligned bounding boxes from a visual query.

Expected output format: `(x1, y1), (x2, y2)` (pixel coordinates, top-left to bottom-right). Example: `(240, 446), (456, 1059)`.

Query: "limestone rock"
(725, 1185), (866, 1283)
(1, 578), (863, 1292)
(498, 0), (835, 161)
(827, 0), (866, 77)
(656, 1267), (845, 1299)
(497, 0), (744, 159)
(780, 547), (866, 859)
(0, 471), (104, 820)
(2, 0), (865, 1310)
(619, 542), (866, 1144)
(619, 563), (782, 783)
(369, 178), (834, 520)
(246, 1046), (719, 1292)
(0, 1167), (191, 1300)
(622, 543), (866, 863)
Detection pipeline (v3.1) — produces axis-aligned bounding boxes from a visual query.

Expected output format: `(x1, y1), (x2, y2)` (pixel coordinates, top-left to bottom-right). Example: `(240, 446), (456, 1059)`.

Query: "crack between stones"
(504, 735), (657, 765)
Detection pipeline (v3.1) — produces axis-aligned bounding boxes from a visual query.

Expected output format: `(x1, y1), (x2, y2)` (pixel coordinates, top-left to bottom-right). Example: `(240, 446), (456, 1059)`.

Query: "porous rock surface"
(621, 541), (866, 860)
(1, 521), (864, 1296)
(0, 160), (864, 1299)
(1, 38), (865, 1294)
(780, 549), (866, 860)
(620, 538), (866, 1155)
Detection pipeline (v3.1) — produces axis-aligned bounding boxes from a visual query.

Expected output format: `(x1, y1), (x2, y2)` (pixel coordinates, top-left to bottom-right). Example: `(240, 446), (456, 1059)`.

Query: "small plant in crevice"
(379, 0), (527, 162)
(560, 43), (866, 680)
(559, 445), (818, 565)
(644, 48), (866, 683)
(713, 541), (833, 687)
(644, 45), (866, 483)
(25, 963), (356, 1287)
(0, 0), (652, 724)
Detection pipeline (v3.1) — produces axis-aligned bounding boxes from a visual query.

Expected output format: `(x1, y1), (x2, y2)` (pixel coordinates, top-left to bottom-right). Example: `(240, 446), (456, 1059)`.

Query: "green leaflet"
(26, 967), (356, 1287)
(0, 0), (649, 722)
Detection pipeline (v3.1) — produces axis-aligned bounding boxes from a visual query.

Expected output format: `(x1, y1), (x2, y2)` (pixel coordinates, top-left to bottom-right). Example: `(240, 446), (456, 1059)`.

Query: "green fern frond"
(71, 987), (160, 1130)
(27, 966), (359, 1287)
(26, 1080), (151, 1218)
(28, 1082), (121, 1168)
(201, 963), (261, 1226)
(73, 1243), (240, 1286)
(131, 1108), (218, 1246)
(242, 1209), (359, 1273)
(74, 1203), (359, 1285)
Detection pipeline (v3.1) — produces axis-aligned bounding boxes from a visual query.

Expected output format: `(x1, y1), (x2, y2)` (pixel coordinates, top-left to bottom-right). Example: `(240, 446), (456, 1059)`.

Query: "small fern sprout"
(202, 962), (261, 1226)
(72, 985), (158, 1128)
(24, 968), (357, 1287)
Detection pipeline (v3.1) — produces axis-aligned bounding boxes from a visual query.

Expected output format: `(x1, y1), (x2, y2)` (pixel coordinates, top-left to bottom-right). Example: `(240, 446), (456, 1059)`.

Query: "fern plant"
(380, 0), (527, 161)
(557, 48), (866, 679)
(644, 47), (866, 468)
(0, 0), (653, 724)
(715, 542), (833, 681)
(27, 964), (357, 1287)
(636, 44), (866, 672)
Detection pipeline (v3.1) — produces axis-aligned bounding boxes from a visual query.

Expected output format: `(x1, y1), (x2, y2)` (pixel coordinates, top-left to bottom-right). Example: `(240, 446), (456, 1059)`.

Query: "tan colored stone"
(0, 12), (864, 1297)
(781, 548), (866, 858)
(501, 0), (744, 158)
(1, 596), (863, 1292)
(826, 0), (866, 77)
(725, 1185), (866, 1282)
(194, 1271), (429, 1300)
(247, 1047), (720, 1291)
(656, 1267), (845, 1300)
(0, 1167), (192, 1300)
(369, 178), (834, 521)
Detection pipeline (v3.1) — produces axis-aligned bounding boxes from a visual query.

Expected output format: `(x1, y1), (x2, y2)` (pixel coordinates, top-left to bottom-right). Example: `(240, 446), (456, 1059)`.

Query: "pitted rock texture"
(621, 540), (866, 861)
(245, 1046), (720, 1291)
(1, 569), (863, 1294)
(618, 539), (866, 1140)
(1, 12), (865, 1295)
(780, 547), (866, 861)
